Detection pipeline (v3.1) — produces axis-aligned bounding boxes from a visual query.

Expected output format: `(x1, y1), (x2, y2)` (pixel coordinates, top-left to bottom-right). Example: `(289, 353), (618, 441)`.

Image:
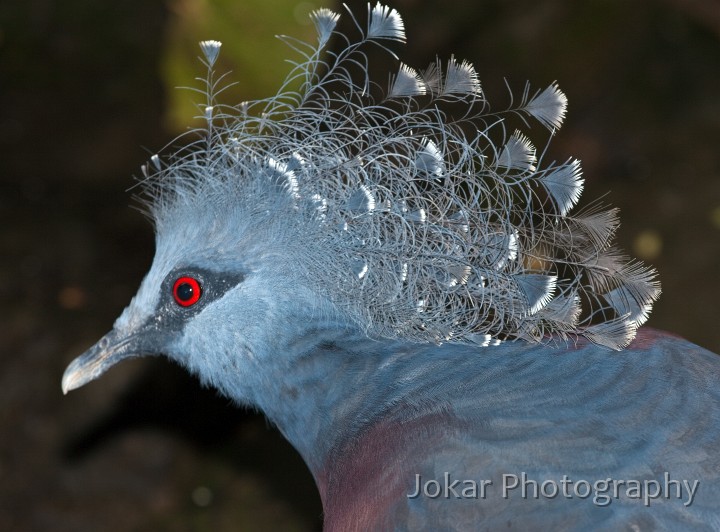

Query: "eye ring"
(173, 276), (202, 307)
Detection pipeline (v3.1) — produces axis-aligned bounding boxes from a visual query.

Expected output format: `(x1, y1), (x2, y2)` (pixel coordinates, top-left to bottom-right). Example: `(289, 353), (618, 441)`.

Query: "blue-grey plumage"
(62, 3), (720, 529)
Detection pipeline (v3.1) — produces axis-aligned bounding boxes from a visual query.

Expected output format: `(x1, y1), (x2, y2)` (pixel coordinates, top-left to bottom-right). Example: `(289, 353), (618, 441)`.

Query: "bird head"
(63, 3), (660, 401)
(61, 159), (344, 403)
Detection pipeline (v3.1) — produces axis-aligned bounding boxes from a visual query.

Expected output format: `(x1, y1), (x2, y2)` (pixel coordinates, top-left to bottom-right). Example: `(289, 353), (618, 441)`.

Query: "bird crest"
(140, 2), (660, 350)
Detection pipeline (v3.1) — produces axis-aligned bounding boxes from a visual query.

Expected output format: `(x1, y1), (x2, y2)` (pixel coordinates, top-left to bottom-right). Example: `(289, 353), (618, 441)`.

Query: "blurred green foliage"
(162, 0), (333, 132)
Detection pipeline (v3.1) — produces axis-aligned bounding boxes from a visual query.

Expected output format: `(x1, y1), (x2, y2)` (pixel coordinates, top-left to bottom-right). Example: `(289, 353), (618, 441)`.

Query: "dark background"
(1, 0), (718, 530)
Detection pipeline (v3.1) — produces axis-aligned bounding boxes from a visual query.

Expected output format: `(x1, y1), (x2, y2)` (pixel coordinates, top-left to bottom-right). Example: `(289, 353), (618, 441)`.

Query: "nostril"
(99, 336), (110, 350)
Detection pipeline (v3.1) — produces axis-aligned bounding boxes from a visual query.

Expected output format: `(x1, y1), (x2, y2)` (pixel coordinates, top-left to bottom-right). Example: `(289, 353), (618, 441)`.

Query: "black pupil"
(176, 282), (194, 301)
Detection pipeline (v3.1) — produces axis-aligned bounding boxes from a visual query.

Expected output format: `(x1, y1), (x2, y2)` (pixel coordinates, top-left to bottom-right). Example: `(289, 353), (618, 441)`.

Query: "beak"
(62, 325), (163, 394)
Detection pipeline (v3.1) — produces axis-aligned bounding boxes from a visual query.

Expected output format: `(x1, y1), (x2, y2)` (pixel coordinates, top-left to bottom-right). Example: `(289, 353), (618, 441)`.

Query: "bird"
(62, 3), (720, 529)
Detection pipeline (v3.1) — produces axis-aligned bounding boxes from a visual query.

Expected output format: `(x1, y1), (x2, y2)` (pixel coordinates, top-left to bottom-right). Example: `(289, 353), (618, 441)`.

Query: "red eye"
(173, 277), (202, 307)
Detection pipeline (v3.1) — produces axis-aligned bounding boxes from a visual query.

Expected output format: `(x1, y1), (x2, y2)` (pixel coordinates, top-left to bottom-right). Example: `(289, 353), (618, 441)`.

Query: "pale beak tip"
(61, 359), (89, 394)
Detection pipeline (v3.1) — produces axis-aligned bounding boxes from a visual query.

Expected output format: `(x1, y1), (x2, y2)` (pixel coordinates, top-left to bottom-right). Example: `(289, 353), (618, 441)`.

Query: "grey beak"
(62, 326), (160, 394)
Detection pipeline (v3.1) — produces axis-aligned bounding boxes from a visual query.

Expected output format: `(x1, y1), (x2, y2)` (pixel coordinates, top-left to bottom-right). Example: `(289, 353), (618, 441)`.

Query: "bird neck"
(253, 327), (391, 470)
(250, 326), (515, 493)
